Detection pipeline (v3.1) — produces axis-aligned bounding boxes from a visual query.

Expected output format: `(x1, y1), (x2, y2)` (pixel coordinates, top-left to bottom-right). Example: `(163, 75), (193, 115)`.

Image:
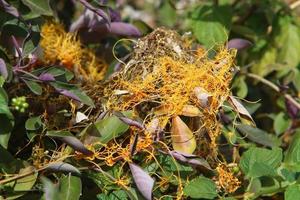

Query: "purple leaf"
(114, 112), (144, 129)
(45, 162), (80, 174)
(56, 89), (81, 102)
(285, 98), (299, 119)
(0, 58), (8, 79)
(60, 136), (93, 156)
(110, 22), (141, 37)
(109, 8), (121, 22)
(0, 0), (19, 18)
(78, 0), (110, 25)
(129, 163), (154, 200)
(227, 38), (252, 51)
(169, 151), (212, 169)
(39, 73), (55, 82)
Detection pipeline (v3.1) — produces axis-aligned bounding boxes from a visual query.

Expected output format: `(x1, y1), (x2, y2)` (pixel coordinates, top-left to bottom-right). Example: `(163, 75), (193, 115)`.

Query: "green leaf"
(0, 91), (14, 148)
(240, 147), (282, 178)
(236, 124), (280, 147)
(188, 5), (232, 48)
(285, 184), (300, 200)
(273, 112), (291, 136)
(23, 79), (42, 95)
(25, 116), (42, 131)
(41, 177), (60, 200)
(183, 176), (217, 199)
(252, 15), (300, 76)
(46, 130), (73, 137)
(158, 1), (176, 27)
(59, 174), (82, 200)
(83, 112), (131, 144)
(284, 131), (300, 171)
(21, 0), (53, 16)
(4, 166), (38, 200)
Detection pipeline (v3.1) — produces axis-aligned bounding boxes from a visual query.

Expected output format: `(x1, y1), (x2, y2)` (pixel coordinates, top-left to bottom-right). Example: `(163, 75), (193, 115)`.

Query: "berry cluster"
(11, 96), (29, 113)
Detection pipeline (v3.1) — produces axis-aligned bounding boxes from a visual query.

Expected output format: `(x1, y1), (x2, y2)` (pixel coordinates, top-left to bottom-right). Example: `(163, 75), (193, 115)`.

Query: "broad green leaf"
(273, 112), (291, 136)
(25, 116), (42, 131)
(3, 166), (38, 200)
(232, 76), (248, 98)
(252, 15), (300, 76)
(0, 91), (14, 148)
(240, 147), (282, 178)
(284, 131), (300, 171)
(285, 184), (300, 200)
(183, 176), (217, 199)
(85, 112), (131, 144)
(21, 0), (52, 16)
(236, 124), (280, 147)
(188, 5), (232, 48)
(41, 177), (60, 200)
(23, 79), (42, 95)
(59, 174), (82, 200)
(158, 1), (176, 27)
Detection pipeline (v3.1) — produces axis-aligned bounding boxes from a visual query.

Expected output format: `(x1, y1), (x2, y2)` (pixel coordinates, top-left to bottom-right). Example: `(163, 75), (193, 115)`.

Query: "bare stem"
(246, 73), (300, 110)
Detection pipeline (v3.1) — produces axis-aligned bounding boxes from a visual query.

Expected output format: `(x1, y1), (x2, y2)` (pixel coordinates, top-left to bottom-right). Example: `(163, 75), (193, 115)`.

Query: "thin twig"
(246, 73), (300, 110)
(290, 0), (300, 9)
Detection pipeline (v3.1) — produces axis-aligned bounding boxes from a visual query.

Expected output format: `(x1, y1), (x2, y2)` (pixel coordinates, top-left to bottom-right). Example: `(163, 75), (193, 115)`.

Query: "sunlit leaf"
(183, 176), (217, 199)
(171, 116), (196, 154)
(129, 163), (154, 200)
(59, 174), (82, 200)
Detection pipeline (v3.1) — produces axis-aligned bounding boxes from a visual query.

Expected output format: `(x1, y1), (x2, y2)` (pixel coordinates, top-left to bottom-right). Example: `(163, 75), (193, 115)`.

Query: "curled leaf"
(169, 151), (212, 169)
(180, 105), (201, 117)
(171, 116), (196, 154)
(114, 111), (144, 130)
(46, 130), (93, 156)
(45, 162), (80, 175)
(129, 163), (154, 200)
(0, 0), (19, 18)
(60, 136), (93, 156)
(0, 58), (8, 79)
(227, 38), (252, 51)
(228, 96), (254, 125)
(56, 89), (81, 102)
(194, 87), (212, 108)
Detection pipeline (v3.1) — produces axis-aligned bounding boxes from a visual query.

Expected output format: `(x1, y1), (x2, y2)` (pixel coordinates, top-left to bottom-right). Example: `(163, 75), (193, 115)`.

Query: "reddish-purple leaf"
(78, 0), (110, 24)
(0, 0), (19, 18)
(169, 151), (212, 169)
(109, 8), (121, 22)
(45, 162), (80, 174)
(227, 38), (252, 51)
(285, 98), (299, 119)
(60, 136), (93, 156)
(0, 58), (8, 79)
(56, 89), (81, 102)
(39, 73), (55, 82)
(129, 163), (154, 200)
(114, 112), (144, 130)
(110, 22), (141, 37)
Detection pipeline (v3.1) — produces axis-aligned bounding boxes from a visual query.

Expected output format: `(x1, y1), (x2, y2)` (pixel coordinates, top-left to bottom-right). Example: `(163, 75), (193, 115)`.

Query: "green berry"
(15, 106), (20, 110)
(12, 98), (17, 103)
(20, 108), (25, 113)
(232, 166), (240, 173)
(22, 102), (29, 108)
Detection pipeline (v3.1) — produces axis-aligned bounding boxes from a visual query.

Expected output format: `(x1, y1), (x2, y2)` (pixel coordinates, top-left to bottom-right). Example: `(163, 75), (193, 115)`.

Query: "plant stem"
(290, 0), (300, 9)
(246, 73), (300, 110)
